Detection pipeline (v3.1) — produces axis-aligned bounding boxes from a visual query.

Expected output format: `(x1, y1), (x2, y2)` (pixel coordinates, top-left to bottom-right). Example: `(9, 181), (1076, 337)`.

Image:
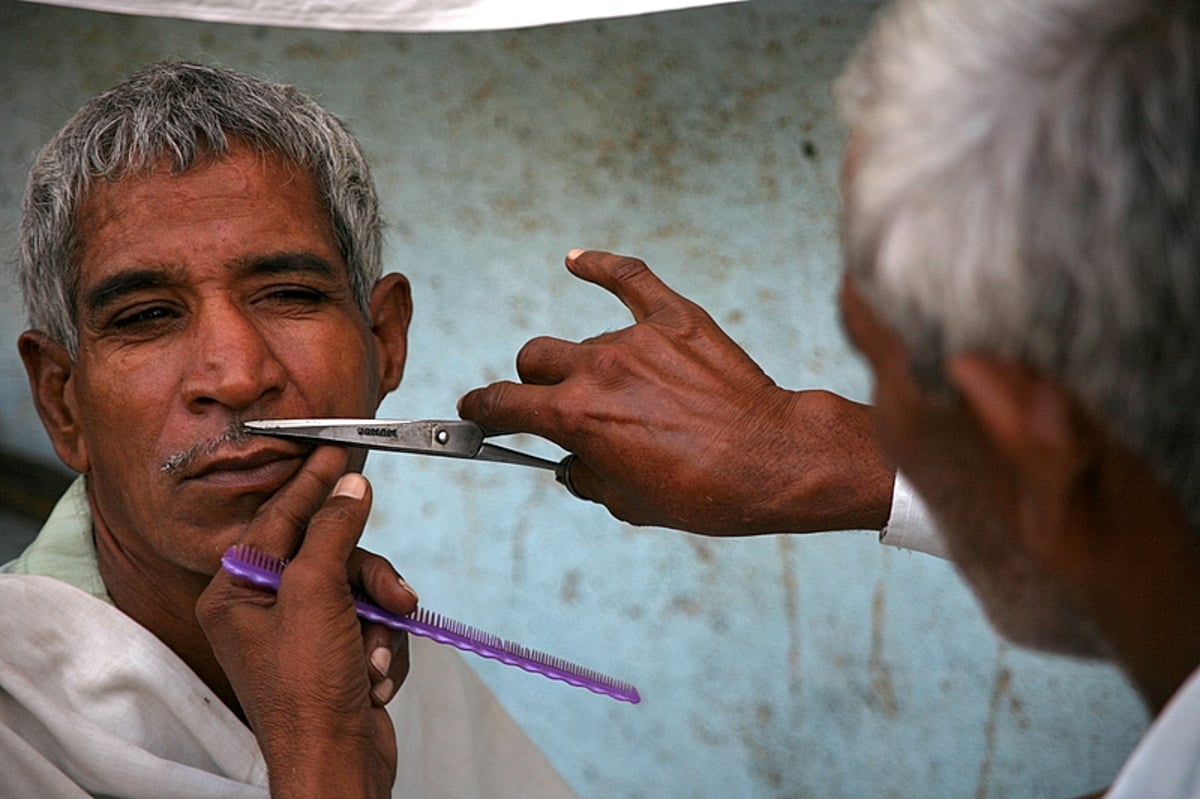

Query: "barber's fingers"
(458, 379), (565, 440)
(565, 249), (693, 324)
(515, 335), (579, 385)
(558, 453), (599, 504)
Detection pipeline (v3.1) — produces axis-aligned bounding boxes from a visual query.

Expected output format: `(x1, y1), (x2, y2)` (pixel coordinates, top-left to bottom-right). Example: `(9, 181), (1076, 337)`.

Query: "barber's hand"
(458, 249), (894, 535)
(196, 447), (417, 799)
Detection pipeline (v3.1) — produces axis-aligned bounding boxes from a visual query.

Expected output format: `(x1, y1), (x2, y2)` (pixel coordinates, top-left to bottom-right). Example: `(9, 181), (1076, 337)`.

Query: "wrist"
(266, 744), (392, 799)
(259, 718), (394, 799)
(768, 389), (895, 533)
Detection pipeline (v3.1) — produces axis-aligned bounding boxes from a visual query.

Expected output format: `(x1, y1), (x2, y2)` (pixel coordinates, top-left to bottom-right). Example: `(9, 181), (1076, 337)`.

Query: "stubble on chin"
(912, 468), (1111, 660)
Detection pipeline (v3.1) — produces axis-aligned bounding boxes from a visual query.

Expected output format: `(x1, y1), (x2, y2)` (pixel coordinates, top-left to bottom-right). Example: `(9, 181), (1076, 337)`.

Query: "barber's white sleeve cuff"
(879, 472), (947, 559)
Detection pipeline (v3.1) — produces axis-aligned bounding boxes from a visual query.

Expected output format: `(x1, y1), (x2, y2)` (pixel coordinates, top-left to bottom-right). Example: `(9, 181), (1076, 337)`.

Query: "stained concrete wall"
(0, 0), (1147, 796)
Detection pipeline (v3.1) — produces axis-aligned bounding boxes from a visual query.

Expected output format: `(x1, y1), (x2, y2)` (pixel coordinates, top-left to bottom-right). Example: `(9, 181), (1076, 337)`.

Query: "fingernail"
(370, 646), (392, 677)
(332, 473), (367, 500)
(372, 677), (395, 704)
(398, 575), (419, 603)
(566, 248), (584, 261)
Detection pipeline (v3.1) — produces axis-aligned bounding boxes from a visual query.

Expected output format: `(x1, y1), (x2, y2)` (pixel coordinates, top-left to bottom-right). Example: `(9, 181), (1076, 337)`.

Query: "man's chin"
(916, 485), (1112, 662)
(961, 570), (1113, 661)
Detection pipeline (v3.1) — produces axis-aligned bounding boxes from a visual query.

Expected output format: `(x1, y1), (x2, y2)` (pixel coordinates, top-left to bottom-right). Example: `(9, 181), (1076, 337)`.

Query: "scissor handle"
(472, 441), (564, 472)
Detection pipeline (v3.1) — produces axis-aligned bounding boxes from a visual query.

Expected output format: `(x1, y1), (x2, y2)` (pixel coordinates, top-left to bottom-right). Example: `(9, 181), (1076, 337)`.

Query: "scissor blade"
(243, 419), (485, 458)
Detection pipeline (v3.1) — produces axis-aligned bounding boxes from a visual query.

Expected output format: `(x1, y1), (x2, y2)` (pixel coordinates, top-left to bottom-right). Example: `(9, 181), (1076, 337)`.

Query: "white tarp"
(21, 0), (741, 31)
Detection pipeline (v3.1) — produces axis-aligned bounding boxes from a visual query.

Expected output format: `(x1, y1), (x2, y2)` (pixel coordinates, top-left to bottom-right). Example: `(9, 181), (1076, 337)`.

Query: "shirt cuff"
(880, 472), (948, 559)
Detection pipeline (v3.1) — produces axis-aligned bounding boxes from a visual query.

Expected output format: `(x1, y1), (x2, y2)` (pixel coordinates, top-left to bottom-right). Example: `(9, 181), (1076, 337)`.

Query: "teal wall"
(0, 1), (1147, 796)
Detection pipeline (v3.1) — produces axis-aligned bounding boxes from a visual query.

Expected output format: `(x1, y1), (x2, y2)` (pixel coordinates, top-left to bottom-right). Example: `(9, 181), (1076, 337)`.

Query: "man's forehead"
(78, 143), (314, 222)
(73, 144), (341, 284)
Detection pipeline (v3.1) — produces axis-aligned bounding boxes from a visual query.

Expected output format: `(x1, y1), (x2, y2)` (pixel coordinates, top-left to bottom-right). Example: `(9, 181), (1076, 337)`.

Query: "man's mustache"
(160, 421), (254, 474)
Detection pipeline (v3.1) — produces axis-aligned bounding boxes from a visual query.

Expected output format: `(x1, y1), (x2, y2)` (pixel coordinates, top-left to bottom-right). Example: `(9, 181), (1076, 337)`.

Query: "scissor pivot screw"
(435, 429), (450, 445)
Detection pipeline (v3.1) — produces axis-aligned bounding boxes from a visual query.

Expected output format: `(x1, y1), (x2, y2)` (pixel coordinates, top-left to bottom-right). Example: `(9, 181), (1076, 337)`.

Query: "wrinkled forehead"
(78, 137), (314, 218)
(72, 144), (345, 301)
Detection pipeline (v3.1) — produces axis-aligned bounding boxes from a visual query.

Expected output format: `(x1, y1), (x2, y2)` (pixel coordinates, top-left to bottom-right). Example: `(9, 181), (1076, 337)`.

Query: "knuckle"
(515, 336), (559, 373)
(586, 343), (629, 378)
(310, 502), (361, 531)
(664, 296), (711, 333)
(609, 255), (650, 284)
(194, 592), (219, 626)
(471, 381), (512, 418)
(277, 557), (325, 594)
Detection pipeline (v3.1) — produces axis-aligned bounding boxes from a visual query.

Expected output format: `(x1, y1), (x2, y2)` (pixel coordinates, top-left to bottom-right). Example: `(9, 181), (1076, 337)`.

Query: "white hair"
(20, 61), (383, 358)
(837, 0), (1200, 527)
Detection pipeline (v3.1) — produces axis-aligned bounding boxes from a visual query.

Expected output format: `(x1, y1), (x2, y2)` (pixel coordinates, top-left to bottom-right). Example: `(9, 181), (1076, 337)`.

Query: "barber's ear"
(367, 272), (413, 401)
(18, 331), (89, 473)
(947, 354), (1100, 558)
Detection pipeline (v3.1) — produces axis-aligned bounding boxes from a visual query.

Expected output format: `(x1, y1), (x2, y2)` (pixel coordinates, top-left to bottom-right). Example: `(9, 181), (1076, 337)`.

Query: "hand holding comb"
(221, 545), (640, 704)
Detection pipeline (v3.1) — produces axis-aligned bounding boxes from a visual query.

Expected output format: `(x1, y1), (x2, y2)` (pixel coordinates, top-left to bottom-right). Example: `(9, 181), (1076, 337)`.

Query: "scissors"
(242, 418), (575, 486)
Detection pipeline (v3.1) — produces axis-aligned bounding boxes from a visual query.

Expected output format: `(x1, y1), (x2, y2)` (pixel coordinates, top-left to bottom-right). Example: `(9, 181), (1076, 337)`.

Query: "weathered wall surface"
(0, 1), (1146, 796)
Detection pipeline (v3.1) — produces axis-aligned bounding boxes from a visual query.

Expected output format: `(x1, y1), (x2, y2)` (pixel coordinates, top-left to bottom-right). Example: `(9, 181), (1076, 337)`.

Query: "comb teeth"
(222, 545), (287, 590)
(221, 545), (640, 704)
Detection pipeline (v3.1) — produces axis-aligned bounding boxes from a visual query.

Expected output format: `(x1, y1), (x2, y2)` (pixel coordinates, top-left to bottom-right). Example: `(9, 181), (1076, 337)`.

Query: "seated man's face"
(39, 141), (406, 577)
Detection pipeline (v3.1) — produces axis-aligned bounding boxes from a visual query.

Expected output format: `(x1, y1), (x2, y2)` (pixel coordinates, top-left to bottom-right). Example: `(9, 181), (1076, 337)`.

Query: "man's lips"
(181, 443), (311, 489)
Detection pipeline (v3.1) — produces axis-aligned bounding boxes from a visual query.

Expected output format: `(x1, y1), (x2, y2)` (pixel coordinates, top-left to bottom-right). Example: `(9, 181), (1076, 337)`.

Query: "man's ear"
(946, 353), (1100, 560)
(367, 272), (413, 402)
(18, 331), (89, 473)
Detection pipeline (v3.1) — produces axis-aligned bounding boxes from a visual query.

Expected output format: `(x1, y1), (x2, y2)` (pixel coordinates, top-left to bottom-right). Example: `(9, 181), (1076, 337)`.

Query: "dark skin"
(840, 276), (1200, 717)
(458, 249), (895, 536)
(19, 145), (418, 797)
(197, 456), (402, 797)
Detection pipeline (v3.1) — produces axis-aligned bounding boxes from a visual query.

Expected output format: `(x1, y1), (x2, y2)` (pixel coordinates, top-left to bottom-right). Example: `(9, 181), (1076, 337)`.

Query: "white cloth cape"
(0, 574), (578, 798)
(0, 478), (576, 798)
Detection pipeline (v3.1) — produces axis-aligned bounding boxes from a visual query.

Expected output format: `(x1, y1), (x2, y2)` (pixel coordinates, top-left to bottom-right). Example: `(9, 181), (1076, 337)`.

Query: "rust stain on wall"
(974, 646), (1013, 799)
(777, 537), (802, 697)
(868, 580), (899, 717)
(559, 569), (580, 604)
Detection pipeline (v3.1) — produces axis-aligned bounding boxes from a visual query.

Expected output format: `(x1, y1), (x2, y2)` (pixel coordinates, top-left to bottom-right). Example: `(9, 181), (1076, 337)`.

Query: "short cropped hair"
(19, 60), (383, 357)
(837, 0), (1200, 527)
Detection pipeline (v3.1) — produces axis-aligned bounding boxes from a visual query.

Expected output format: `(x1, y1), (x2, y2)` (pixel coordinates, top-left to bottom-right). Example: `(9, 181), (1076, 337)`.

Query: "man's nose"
(181, 302), (287, 411)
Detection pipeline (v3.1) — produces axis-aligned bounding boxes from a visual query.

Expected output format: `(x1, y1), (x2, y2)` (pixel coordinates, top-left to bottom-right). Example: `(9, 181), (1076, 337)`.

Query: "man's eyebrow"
(237, 251), (342, 281)
(82, 268), (180, 315)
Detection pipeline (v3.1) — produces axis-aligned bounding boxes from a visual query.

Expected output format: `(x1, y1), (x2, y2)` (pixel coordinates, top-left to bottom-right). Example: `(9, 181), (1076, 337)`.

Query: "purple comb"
(221, 545), (640, 704)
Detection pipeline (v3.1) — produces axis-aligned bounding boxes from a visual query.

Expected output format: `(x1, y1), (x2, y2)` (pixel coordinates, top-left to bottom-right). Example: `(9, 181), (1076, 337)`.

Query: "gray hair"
(19, 60), (383, 357)
(837, 0), (1200, 527)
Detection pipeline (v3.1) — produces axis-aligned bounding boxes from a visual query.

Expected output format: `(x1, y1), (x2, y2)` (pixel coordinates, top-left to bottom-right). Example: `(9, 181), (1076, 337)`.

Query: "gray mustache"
(160, 421), (253, 474)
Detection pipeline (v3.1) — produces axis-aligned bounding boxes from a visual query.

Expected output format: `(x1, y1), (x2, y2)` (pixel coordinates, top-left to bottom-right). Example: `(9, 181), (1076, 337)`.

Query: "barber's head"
(837, 0), (1199, 653)
(20, 60), (384, 358)
(17, 62), (412, 576)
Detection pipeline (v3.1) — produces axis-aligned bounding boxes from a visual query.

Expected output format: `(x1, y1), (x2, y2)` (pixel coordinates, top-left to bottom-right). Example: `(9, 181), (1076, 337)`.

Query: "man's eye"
(260, 287), (329, 306)
(112, 305), (179, 329)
